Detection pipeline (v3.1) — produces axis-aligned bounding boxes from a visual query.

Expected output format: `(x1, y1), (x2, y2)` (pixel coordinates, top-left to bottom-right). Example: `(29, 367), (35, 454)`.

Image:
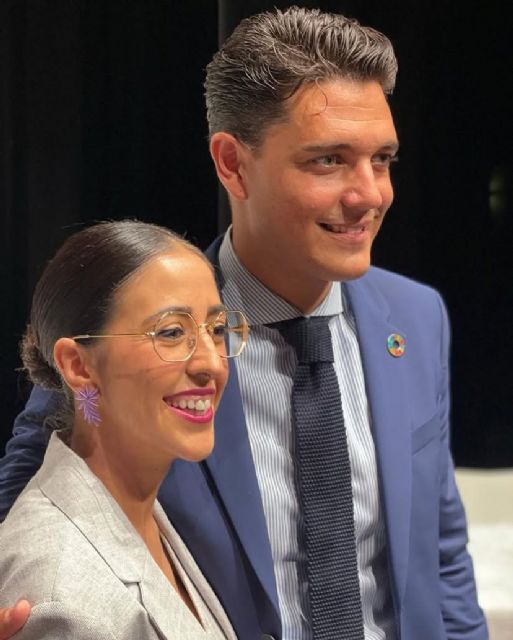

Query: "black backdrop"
(1, 0), (512, 467)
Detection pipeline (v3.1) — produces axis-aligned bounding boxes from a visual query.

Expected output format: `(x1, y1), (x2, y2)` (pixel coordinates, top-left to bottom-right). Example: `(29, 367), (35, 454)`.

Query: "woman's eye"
(156, 326), (185, 341)
(211, 324), (227, 339)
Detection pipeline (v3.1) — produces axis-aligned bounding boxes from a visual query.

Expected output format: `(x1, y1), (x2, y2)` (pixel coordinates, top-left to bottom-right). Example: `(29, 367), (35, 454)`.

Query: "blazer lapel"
(39, 435), (228, 640)
(37, 434), (147, 585)
(344, 274), (412, 609)
(154, 504), (237, 640)
(137, 548), (214, 640)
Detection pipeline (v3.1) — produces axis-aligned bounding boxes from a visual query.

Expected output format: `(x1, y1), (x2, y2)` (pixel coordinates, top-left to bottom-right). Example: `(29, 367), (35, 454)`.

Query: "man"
(0, 7), (487, 640)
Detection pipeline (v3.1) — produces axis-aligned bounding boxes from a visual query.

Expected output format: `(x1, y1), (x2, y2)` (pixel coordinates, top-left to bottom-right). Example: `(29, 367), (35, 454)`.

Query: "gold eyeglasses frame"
(71, 309), (249, 363)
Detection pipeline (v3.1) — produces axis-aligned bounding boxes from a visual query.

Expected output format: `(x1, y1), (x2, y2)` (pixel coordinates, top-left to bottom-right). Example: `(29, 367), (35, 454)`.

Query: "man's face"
(231, 79), (398, 309)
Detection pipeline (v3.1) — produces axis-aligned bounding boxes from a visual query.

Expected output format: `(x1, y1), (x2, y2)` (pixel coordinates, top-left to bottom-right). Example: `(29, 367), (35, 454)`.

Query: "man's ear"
(209, 132), (250, 201)
(53, 338), (97, 392)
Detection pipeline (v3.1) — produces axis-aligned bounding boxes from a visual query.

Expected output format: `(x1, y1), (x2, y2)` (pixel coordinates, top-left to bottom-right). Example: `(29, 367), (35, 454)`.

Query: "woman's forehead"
(111, 250), (219, 320)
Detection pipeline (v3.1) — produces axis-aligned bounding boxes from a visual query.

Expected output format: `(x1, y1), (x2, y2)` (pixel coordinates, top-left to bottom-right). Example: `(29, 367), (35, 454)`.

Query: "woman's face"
(87, 248), (229, 466)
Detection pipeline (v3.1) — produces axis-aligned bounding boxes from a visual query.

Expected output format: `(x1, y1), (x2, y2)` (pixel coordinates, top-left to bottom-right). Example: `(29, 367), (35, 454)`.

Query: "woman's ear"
(209, 132), (250, 201)
(53, 338), (97, 392)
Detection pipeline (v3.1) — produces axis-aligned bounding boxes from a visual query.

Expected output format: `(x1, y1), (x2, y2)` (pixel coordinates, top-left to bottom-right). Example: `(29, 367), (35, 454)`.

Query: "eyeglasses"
(72, 310), (249, 362)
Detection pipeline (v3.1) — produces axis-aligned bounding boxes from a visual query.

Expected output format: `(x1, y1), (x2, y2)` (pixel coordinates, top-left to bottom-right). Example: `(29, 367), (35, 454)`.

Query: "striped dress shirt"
(219, 231), (396, 640)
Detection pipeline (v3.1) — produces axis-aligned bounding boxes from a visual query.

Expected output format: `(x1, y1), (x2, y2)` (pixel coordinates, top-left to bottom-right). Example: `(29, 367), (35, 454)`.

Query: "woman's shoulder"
(0, 490), (156, 638)
(0, 446), (136, 609)
(0, 483), (99, 599)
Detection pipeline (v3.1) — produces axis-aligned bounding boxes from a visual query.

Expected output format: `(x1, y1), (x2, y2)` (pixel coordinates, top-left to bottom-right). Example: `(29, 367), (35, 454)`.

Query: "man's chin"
(322, 256), (372, 283)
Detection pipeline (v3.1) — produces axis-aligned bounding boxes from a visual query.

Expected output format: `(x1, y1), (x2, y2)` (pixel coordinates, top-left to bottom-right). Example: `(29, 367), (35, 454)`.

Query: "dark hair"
(205, 6), (398, 147)
(21, 220), (205, 394)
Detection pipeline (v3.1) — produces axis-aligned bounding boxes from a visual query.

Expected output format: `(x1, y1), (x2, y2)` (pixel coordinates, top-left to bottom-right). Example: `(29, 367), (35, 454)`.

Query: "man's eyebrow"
(301, 141), (400, 153)
(144, 303), (227, 323)
(379, 142), (400, 153)
(302, 143), (351, 153)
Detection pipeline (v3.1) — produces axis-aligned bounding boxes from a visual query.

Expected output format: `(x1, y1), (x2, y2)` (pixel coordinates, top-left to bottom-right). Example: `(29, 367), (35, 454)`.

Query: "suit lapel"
(345, 273), (412, 609)
(203, 236), (280, 615)
(204, 357), (280, 613)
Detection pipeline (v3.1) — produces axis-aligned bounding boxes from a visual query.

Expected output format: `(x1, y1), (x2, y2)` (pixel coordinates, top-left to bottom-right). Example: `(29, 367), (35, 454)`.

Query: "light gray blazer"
(0, 433), (236, 640)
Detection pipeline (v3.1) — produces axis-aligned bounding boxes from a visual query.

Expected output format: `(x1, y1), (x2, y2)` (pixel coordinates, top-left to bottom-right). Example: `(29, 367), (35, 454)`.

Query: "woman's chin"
(178, 433), (215, 463)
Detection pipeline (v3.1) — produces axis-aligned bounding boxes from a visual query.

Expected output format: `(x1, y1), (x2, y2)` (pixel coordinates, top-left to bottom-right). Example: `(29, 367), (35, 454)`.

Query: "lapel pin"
(387, 333), (405, 358)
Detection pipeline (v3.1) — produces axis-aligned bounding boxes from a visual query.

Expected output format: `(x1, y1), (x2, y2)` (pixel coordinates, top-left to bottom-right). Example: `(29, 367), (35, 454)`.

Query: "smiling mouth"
(163, 397), (214, 425)
(319, 222), (368, 235)
(165, 397), (212, 415)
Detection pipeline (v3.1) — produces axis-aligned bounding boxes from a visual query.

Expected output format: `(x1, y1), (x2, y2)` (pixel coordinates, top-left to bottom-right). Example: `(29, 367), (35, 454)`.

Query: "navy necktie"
(273, 315), (364, 640)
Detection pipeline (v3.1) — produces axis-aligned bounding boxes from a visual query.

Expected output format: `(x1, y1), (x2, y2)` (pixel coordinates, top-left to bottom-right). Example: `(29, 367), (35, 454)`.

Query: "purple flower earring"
(75, 385), (101, 427)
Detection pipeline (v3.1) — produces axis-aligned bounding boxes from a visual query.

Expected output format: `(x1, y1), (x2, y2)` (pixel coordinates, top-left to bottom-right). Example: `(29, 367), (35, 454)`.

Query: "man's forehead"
(288, 78), (392, 122)
(253, 78), (397, 151)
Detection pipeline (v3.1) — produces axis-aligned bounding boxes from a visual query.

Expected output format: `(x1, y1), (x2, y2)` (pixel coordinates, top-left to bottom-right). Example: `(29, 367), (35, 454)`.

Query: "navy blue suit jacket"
(0, 236), (487, 639)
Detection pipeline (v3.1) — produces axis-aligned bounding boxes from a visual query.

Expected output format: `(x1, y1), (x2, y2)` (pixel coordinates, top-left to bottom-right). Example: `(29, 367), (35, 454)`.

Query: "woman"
(0, 220), (248, 639)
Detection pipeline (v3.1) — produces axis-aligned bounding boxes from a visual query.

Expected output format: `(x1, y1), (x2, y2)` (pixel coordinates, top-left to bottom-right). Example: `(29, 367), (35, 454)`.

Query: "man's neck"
(229, 231), (332, 314)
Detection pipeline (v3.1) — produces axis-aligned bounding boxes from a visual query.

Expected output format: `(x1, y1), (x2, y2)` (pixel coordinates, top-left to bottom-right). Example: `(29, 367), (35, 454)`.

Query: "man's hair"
(205, 6), (398, 148)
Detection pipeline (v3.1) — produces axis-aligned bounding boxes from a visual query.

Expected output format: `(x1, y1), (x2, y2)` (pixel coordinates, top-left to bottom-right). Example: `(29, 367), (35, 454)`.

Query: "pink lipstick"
(163, 388), (215, 424)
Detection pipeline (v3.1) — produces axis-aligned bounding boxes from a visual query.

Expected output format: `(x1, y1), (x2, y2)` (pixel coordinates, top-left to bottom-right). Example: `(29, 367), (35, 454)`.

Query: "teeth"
(171, 397), (212, 413)
(323, 223), (364, 234)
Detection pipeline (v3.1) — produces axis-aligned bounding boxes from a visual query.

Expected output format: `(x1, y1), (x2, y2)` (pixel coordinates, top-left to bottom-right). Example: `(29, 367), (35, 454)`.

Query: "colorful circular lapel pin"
(387, 333), (405, 358)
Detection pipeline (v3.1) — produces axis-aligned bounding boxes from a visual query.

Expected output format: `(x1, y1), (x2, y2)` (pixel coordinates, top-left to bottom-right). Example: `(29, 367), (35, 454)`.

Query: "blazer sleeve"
(0, 386), (57, 520)
(436, 295), (488, 638)
(12, 602), (117, 640)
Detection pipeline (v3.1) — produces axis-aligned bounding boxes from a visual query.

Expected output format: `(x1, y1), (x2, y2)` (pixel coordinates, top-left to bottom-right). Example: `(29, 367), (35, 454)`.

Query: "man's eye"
(312, 155), (339, 166)
(372, 153), (399, 169)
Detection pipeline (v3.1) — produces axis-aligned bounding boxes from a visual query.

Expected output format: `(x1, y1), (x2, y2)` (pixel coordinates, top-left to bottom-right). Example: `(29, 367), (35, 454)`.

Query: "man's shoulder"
(356, 265), (445, 309)
(365, 265), (440, 296)
(346, 266), (449, 336)
(204, 234), (224, 264)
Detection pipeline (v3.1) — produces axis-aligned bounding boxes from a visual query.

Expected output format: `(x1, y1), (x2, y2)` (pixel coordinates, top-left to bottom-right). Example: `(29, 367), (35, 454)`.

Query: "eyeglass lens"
(153, 311), (246, 361)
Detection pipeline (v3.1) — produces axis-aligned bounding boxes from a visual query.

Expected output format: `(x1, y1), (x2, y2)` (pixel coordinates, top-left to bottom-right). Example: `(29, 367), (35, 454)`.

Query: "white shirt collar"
(218, 227), (344, 326)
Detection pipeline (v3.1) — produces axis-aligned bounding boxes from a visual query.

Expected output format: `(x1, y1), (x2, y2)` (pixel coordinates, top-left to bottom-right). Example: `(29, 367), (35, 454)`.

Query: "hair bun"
(20, 325), (62, 390)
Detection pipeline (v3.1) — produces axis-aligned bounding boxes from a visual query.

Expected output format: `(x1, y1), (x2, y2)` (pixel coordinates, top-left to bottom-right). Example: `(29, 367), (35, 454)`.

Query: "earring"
(75, 385), (101, 427)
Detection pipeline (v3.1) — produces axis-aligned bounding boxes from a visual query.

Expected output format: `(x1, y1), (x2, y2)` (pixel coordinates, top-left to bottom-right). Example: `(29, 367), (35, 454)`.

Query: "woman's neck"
(70, 423), (171, 540)
(69, 423), (201, 622)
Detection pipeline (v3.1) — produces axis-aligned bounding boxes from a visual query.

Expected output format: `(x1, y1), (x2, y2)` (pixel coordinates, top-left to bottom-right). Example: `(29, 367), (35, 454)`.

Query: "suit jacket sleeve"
(12, 602), (117, 640)
(436, 295), (488, 638)
(0, 386), (56, 520)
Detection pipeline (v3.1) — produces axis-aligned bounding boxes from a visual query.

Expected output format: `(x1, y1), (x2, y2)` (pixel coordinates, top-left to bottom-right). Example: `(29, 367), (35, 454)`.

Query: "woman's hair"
(20, 220), (205, 398)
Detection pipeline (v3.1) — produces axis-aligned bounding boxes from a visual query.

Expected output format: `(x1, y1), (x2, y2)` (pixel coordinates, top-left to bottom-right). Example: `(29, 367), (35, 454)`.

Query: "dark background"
(1, 0), (512, 467)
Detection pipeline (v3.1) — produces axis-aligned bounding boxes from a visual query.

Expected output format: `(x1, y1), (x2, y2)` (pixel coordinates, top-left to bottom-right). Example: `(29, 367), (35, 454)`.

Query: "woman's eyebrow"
(144, 303), (226, 323)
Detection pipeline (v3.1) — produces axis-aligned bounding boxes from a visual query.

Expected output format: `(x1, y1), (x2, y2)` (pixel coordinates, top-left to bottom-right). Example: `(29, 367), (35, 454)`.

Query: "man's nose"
(339, 162), (385, 212)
